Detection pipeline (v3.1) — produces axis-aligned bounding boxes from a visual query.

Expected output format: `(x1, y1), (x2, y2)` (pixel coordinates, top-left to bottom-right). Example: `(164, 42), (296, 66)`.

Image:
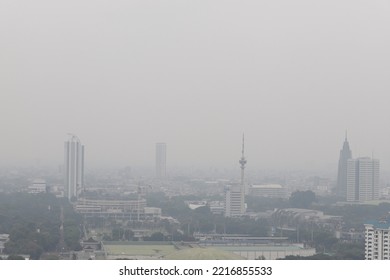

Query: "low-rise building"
(75, 198), (147, 221)
(272, 208), (342, 231)
(209, 201), (225, 215)
(27, 179), (47, 194)
(249, 184), (288, 199)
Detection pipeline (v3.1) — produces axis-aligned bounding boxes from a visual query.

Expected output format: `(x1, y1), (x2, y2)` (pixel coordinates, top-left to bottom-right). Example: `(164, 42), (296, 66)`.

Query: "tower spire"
(239, 133), (247, 186)
(242, 133), (245, 158)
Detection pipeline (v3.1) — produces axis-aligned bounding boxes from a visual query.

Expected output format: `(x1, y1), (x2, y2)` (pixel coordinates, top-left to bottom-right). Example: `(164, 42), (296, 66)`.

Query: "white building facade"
(224, 184), (245, 217)
(156, 143), (166, 178)
(249, 184), (288, 199)
(27, 179), (47, 194)
(347, 157), (379, 202)
(64, 135), (84, 201)
(365, 221), (390, 260)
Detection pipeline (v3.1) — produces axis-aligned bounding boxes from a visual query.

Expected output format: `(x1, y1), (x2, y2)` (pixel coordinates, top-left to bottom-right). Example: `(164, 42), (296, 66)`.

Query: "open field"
(103, 242), (177, 258)
(101, 241), (315, 260)
(163, 247), (244, 260)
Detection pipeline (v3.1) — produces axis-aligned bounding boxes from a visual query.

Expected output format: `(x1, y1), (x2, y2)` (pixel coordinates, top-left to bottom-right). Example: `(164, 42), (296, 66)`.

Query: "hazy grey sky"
(1, 1), (390, 171)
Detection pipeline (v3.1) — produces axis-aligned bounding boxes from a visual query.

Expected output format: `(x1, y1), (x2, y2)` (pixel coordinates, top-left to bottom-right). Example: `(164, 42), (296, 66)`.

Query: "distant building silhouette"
(64, 134), (84, 201)
(156, 143), (166, 178)
(336, 134), (352, 199)
(347, 157), (379, 202)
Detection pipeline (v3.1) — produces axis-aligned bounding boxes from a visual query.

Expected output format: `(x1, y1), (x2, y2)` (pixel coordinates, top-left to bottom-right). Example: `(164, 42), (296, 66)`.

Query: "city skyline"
(2, 0), (390, 265)
(1, 1), (390, 171)
(0, 132), (386, 174)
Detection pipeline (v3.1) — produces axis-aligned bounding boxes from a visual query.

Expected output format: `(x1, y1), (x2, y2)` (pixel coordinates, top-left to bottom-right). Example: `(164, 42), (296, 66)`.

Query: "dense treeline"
(147, 191), (390, 260)
(246, 190), (317, 212)
(247, 192), (390, 230)
(146, 192), (270, 237)
(0, 193), (81, 259)
(314, 202), (390, 230)
(280, 242), (364, 260)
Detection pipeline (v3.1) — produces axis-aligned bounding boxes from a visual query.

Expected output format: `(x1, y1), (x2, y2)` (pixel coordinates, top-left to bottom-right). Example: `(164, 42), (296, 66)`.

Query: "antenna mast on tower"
(239, 133), (247, 186)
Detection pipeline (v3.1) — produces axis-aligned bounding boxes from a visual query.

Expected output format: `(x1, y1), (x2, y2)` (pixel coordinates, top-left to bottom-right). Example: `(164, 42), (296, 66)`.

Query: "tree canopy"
(0, 193), (81, 259)
(289, 191), (316, 209)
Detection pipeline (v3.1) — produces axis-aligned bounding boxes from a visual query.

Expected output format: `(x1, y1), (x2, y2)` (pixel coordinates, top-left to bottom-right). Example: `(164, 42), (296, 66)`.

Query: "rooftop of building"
(251, 184), (283, 189)
(365, 220), (390, 229)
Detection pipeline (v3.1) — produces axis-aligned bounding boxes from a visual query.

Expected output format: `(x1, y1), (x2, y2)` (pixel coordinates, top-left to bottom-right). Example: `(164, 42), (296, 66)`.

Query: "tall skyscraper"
(64, 134), (84, 201)
(156, 143), (166, 178)
(336, 133), (352, 198)
(347, 157), (379, 202)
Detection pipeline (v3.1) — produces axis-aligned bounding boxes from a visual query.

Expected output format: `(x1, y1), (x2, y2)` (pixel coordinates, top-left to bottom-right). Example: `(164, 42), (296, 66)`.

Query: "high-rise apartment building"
(64, 134), (84, 201)
(156, 143), (166, 178)
(224, 184), (245, 217)
(347, 157), (379, 202)
(365, 220), (390, 260)
(336, 135), (352, 198)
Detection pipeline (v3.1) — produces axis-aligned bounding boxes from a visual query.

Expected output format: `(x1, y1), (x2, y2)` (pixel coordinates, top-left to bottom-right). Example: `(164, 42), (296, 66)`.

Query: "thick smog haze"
(1, 1), (390, 171)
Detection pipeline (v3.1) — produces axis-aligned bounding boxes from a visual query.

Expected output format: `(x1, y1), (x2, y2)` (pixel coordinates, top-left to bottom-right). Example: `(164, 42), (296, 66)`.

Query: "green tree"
(147, 232), (165, 241)
(289, 191), (316, 209)
(7, 255), (25, 260)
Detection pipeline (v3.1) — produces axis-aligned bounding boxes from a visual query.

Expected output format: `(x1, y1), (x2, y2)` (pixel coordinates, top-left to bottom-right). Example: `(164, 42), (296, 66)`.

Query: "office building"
(156, 143), (166, 178)
(249, 184), (288, 199)
(27, 179), (47, 194)
(75, 198), (149, 221)
(336, 134), (352, 198)
(365, 220), (390, 260)
(64, 134), (84, 201)
(346, 157), (379, 202)
(224, 184), (245, 217)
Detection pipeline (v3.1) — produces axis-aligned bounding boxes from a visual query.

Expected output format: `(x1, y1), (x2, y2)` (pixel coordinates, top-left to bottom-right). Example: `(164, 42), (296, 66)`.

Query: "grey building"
(347, 157), (379, 202)
(336, 135), (352, 199)
(156, 143), (166, 178)
(64, 134), (84, 201)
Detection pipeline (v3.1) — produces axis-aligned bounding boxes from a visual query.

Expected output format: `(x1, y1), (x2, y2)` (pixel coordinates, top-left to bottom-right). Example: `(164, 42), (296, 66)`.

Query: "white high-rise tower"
(64, 134), (84, 201)
(156, 143), (166, 178)
(347, 157), (379, 202)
